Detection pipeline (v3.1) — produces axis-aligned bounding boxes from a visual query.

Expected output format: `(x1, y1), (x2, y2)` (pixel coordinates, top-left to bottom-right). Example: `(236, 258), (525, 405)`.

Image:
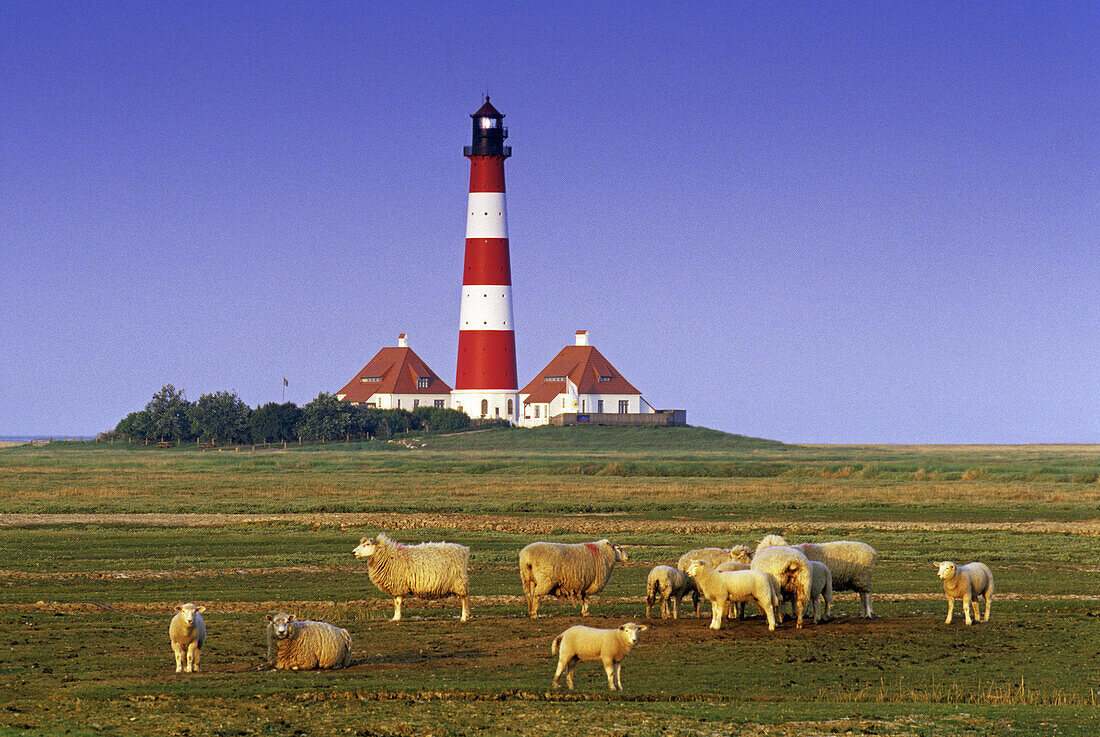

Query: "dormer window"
(544, 375), (565, 382)
(599, 375), (613, 382)
(417, 377), (430, 389)
(361, 376), (382, 383)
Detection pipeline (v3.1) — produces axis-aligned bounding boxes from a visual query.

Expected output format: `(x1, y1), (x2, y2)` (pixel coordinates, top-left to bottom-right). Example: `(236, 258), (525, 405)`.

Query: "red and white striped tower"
(452, 97), (519, 422)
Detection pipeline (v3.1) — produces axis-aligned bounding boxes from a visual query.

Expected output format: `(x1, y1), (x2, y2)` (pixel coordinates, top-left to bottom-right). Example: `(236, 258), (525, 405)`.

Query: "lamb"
(645, 565), (699, 619)
(265, 612), (352, 670)
(519, 539), (627, 618)
(353, 533), (470, 622)
(751, 539), (812, 629)
(806, 560), (834, 623)
(684, 560), (779, 631)
(715, 560), (751, 619)
(676, 545), (753, 573)
(936, 561), (994, 625)
(551, 622), (648, 691)
(169, 603), (206, 673)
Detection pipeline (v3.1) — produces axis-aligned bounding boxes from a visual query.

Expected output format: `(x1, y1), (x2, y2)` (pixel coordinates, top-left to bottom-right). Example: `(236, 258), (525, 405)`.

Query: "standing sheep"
(353, 533), (471, 622)
(806, 560), (834, 623)
(751, 539), (812, 629)
(265, 613), (353, 670)
(169, 603), (206, 673)
(676, 545), (753, 573)
(685, 560), (779, 631)
(645, 565), (699, 619)
(715, 561), (752, 619)
(936, 561), (994, 625)
(519, 539), (627, 618)
(792, 539), (877, 618)
(551, 622), (648, 691)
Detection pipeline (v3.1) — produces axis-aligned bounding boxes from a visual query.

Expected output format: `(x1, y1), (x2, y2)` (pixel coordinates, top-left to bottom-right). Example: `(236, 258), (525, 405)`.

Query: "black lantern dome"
(464, 96), (511, 157)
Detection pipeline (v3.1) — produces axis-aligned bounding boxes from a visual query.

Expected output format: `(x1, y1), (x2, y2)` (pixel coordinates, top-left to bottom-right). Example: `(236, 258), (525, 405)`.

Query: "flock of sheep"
(168, 531), (994, 691)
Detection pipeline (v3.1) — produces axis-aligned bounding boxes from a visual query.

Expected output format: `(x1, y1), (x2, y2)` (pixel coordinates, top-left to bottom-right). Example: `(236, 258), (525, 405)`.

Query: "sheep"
(551, 622), (648, 691)
(265, 612), (353, 670)
(792, 539), (877, 618)
(676, 545), (753, 573)
(353, 533), (470, 622)
(645, 565), (699, 619)
(715, 561), (751, 619)
(751, 540), (812, 629)
(807, 560), (834, 623)
(936, 561), (994, 625)
(684, 560), (779, 631)
(169, 603), (206, 673)
(519, 539), (627, 618)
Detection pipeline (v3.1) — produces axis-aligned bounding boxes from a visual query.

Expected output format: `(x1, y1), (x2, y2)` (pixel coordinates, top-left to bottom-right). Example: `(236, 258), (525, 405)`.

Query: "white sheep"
(751, 539), (812, 629)
(936, 561), (994, 625)
(792, 539), (877, 618)
(685, 560), (779, 631)
(519, 539), (627, 618)
(645, 565), (699, 619)
(676, 545), (753, 573)
(353, 533), (471, 622)
(807, 560), (834, 623)
(169, 603), (206, 673)
(715, 561), (751, 619)
(551, 622), (648, 691)
(265, 612), (353, 670)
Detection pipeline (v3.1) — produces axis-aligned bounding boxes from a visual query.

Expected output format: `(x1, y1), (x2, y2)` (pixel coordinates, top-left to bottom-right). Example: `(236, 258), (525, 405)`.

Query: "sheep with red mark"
(519, 539), (627, 618)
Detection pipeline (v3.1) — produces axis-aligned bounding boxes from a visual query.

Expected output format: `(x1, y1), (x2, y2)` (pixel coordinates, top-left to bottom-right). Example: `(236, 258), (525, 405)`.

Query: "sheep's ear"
(287, 614), (296, 622)
(933, 561), (943, 567)
(359, 536), (369, 544)
(197, 606), (206, 613)
(265, 614), (274, 622)
(637, 624), (649, 632)
(174, 604), (183, 612)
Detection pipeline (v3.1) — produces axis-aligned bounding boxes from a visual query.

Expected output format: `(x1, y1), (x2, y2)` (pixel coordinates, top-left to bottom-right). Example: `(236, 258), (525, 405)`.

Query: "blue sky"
(2, 1), (1098, 443)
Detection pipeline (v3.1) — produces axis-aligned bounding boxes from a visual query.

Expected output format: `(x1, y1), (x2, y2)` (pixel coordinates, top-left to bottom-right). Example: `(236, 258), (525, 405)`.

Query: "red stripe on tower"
(453, 97), (519, 422)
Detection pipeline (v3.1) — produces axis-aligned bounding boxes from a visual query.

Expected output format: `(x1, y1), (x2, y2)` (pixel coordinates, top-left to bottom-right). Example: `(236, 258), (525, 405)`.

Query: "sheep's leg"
(551, 656), (568, 689)
(812, 596), (821, 624)
(459, 595), (470, 623)
(963, 592), (973, 625)
(671, 594), (679, 620)
(564, 660), (576, 690)
(693, 591), (701, 618)
(392, 596), (403, 622)
(645, 593), (653, 619)
(612, 659), (624, 691)
(983, 593), (992, 622)
(580, 596), (590, 617)
(860, 590), (873, 618)
(172, 642), (184, 673)
(528, 593), (540, 619)
(603, 657), (617, 691)
(188, 643), (200, 673)
(971, 598), (981, 623)
(945, 596), (954, 624)
(709, 599), (725, 630)
(794, 595), (805, 629)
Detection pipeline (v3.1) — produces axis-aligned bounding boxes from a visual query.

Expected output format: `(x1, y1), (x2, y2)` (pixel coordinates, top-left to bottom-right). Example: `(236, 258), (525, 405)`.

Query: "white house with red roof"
(518, 330), (654, 427)
(336, 334), (452, 411)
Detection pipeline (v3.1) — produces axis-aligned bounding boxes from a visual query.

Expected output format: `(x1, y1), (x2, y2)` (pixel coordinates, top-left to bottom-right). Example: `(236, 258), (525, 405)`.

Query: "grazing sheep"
(645, 565), (699, 619)
(751, 540), (812, 629)
(519, 539), (627, 618)
(676, 545), (753, 573)
(685, 560), (779, 631)
(715, 561), (751, 619)
(807, 560), (834, 623)
(793, 539), (877, 618)
(551, 622), (648, 691)
(353, 533), (470, 622)
(936, 561), (994, 625)
(169, 603), (206, 673)
(265, 613), (352, 670)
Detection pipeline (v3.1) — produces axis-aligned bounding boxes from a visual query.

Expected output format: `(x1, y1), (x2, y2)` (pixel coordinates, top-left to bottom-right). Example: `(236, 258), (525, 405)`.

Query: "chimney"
(398, 333), (408, 348)
(575, 330), (589, 347)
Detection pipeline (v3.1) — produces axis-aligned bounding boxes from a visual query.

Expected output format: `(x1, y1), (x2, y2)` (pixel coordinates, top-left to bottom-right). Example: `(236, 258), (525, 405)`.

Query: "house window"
(397, 399), (401, 409)
(434, 399), (445, 409)
(366, 403), (377, 408)
(618, 400), (629, 414)
(581, 400), (586, 412)
(417, 377), (429, 389)
(599, 375), (612, 382)
(597, 399), (604, 413)
(413, 399), (419, 408)
(361, 376), (381, 383)
(534, 406), (540, 418)
(481, 399), (488, 417)
(494, 406), (500, 417)
(545, 375), (565, 382)
(507, 399), (513, 416)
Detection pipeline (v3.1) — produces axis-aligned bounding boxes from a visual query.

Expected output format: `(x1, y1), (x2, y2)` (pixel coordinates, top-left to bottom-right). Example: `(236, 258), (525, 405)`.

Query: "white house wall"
(519, 392), (651, 427)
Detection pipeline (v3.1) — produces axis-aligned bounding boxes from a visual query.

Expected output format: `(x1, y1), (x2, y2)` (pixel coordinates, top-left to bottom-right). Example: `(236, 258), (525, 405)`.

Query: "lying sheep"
(685, 560), (779, 631)
(353, 533), (470, 622)
(519, 539), (627, 618)
(751, 539), (812, 629)
(169, 603), (206, 673)
(936, 561), (994, 625)
(645, 565), (699, 619)
(551, 622), (648, 691)
(676, 545), (753, 573)
(807, 560), (834, 623)
(265, 613), (352, 670)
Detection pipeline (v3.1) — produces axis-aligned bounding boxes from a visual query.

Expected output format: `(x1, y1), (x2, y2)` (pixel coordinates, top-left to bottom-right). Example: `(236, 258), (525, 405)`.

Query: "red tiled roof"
(337, 347), (452, 403)
(520, 345), (640, 404)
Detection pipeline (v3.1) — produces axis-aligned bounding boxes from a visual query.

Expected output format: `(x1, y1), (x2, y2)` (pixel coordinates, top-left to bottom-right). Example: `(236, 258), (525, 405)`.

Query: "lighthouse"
(452, 97), (519, 422)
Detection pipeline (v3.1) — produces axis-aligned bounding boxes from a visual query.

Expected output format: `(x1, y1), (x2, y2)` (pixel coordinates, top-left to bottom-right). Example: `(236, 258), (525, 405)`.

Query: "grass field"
(1, 427), (1098, 736)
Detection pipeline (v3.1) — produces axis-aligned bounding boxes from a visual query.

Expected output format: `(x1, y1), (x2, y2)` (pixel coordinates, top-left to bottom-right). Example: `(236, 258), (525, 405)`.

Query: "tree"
(299, 392), (354, 442)
(190, 391), (251, 444)
(144, 385), (193, 442)
(115, 410), (152, 443)
(250, 402), (302, 443)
